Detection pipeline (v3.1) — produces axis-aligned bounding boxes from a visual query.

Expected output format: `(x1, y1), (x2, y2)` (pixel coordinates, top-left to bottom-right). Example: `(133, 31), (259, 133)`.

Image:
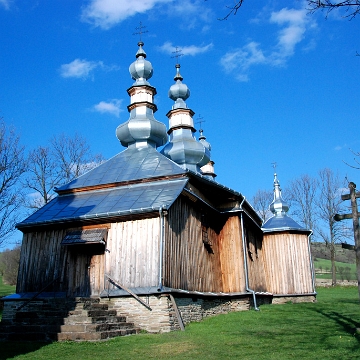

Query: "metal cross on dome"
(196, 114), (206, 133)
(171, 46), (184, 65)
(133, 21), (148, 42)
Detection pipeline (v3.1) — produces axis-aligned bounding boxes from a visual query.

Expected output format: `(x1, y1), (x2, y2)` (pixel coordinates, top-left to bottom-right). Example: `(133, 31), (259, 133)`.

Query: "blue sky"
(1, 0), (360, 244)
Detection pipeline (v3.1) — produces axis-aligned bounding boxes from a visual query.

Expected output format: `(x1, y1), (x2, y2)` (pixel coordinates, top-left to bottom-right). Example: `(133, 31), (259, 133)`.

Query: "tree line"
(252, 168), (351, 285)
(0, 120), (104, 247)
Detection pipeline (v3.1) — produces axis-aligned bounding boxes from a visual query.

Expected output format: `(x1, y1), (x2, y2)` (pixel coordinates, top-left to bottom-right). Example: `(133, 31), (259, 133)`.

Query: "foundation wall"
(101, 294), (252, 332)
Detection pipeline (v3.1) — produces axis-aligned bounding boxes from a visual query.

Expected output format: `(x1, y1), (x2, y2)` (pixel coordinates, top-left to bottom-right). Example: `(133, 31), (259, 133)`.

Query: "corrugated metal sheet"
(17, 178), (188, 228)
(61, 229), (107, 245)
(56, 146), (186, 192)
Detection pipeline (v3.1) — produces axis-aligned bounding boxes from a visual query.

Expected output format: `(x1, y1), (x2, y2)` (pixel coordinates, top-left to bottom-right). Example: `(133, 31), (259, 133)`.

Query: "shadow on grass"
(0, 341), (51, 360)
(315, 309), (360, 338)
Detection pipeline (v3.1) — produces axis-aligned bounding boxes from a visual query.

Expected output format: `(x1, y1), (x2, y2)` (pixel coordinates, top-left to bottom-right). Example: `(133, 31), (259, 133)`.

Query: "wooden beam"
(334, 213), (356, 221)
(105, 274), (152, 311)
(341, 192), (360, 201)
(169, 294), (185, 331)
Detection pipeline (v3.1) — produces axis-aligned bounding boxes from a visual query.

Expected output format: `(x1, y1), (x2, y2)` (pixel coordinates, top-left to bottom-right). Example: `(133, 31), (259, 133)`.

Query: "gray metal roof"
(56, 146), (186, 192)
(262, 214), (307, 233)
(17, 178), (188, 229)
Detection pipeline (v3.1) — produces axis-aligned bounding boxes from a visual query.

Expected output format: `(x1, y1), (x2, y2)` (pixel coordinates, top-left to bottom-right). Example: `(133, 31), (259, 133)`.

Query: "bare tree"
(51, 133), (104, 185)
(286, 174), (318, 234)
(307, 1), (360, 19)
(25, 146), (59, 209)
(218, 1), (360, 20)
(252, 189), (273, 223)
(25, 133), (104, 209)
(0, 245), (21, 285)
(0, 121), (26, 244)
(316, 168), (348, 285)
(218, 0), (245, 20)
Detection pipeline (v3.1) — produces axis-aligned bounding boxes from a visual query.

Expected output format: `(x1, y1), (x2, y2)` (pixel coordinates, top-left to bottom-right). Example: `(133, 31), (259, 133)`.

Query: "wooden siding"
(164, 196), (224, 292)
(105, 218), (160, 289)
(17, 226), (107, 297)
(262, 232), (314, 294)
(244, 221), (267, 292)
(218, 215), (246, 293)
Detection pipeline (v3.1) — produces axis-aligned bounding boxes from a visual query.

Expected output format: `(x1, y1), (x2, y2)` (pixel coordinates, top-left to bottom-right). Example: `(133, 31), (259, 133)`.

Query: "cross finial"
(271, 162), (277, 173)
(133, 21), (148, 42)
(196, 114), (205, 132)
(171, 47), (184, 65)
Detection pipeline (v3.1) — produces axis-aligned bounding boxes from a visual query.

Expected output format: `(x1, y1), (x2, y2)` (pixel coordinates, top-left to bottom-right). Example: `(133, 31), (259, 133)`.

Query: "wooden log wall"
(218, 215), (247, 293)
(17, 226), (107, 297)
(262, 232), (314, 294)
(164, 196), (224, 292)
(17, 229), (68, 294)
(244, 221), (267, 292)
(106, 217), (160, 289)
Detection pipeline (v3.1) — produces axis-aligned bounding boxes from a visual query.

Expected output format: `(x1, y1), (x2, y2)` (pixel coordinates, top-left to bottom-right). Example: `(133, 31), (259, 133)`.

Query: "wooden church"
(1, 41), (316, 339)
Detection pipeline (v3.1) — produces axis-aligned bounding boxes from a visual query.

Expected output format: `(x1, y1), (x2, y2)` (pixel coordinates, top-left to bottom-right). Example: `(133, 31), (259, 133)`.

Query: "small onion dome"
(129, 41), (153, 85)
(168, 64), (190, 109)
(269, 173), (289, 216)
(199, 129), (211, 152)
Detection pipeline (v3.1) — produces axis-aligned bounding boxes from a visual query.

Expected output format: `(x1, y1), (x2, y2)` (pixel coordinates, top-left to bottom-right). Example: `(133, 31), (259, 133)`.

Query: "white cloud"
(270, 7), (309, 61)
(159, 41), (213, 56)
(221, 42), (266, 76)
(60, 59), (104, 79)
(0, 0), (11, 10)
(220, 6), (314, 81)
(92, 99), (123, 117)
(81, 0), (172, 29)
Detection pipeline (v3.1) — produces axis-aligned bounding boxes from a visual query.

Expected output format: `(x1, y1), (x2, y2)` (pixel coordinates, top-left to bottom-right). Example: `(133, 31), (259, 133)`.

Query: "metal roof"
(17, 178), (188, 229)
(262, 214), (308, 233)
(61, 229), (107, 246)
(56, 146), (186, 192)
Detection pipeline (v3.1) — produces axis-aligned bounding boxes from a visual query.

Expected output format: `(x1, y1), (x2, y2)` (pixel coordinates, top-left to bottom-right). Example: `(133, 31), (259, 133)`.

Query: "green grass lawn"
(0, 286), (359, 360)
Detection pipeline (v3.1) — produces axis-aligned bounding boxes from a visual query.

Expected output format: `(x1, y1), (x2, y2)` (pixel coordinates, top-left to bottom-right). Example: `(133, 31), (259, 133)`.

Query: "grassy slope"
(1, 287), (359, 360)
(0, 275), (16, 297)
(314, 259), (357, 280)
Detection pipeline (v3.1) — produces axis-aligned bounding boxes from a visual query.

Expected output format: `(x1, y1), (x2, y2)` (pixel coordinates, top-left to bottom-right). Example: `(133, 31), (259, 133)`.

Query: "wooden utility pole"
(334, 182), (360, 302)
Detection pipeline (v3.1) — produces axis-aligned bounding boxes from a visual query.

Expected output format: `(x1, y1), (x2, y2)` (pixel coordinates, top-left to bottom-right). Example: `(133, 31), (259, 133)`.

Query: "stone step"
(86, 309), (117, 317)
(83, 303), (109, 311)
(64, 315), (127, 325)
(57, 328), (139, 341)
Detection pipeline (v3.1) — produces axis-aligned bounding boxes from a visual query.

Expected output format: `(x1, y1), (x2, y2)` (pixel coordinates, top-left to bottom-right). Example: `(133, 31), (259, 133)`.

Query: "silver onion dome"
(129, 41), (153, 86)
(116, 41), (167, 149)
(269, 173), (289, 216)
(168, 64), (190, 109)
(199, 129), (211, 152)
(262, 173), (305, 232)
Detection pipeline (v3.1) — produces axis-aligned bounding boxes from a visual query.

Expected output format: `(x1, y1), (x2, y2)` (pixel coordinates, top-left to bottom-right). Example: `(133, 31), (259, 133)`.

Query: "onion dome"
(116, 42), (167, 149)
(129, 41), (153, 86)
(262, 173), (305, 232)
(199, 129), (216, 180)
(161, 63), (210, 173)
(168, 64), (190, 109)
(270, 173), (289, 216)
(199, 129), (211, 152)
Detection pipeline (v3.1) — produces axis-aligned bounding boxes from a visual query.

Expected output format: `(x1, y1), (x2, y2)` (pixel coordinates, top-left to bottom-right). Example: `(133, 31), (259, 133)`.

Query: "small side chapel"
(1, 40), (315, 339)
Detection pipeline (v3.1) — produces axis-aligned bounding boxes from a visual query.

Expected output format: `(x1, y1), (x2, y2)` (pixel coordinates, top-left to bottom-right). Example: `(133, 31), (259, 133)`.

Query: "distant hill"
(311, 242), (355, 264)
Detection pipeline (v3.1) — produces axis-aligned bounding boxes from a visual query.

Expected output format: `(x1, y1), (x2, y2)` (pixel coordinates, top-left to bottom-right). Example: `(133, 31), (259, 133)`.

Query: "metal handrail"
(17, 276), (61, 311)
